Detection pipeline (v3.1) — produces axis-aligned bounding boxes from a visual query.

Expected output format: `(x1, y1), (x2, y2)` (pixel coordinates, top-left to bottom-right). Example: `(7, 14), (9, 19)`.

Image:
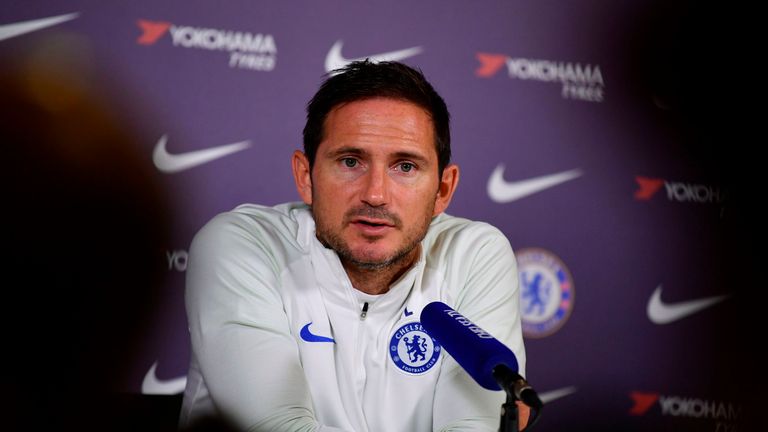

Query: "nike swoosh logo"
(324, 40), (423, 73)
(538, 386), (577, 404)
(141, 361), (187, 395)
(647, 284), (729, 325)
(152, 135), (251, 173)
(300, 322), (335, 343)
(487, 165), (583, 203)
(0, 13), (79, 42)
(404, 307), (413, 317)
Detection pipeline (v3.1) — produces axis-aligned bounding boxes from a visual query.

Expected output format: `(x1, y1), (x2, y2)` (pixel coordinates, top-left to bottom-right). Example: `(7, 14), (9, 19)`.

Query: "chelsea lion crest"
(517, 247), (575, 338)
(389, 322), (441, 375)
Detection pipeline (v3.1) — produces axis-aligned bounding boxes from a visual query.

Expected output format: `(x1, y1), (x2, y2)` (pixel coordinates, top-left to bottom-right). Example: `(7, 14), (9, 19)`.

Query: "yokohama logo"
(635, 176), (726, 204)
(476, 52), (604, 102)
(137, 20), (171, 45)
(629, 392), (660, 415)
(629, 391), (741, 422)
(136, 19), (276, 71)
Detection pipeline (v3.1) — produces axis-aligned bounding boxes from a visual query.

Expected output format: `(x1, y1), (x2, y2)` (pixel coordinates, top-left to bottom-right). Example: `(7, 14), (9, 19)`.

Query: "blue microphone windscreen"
(421, 301), (518, 390)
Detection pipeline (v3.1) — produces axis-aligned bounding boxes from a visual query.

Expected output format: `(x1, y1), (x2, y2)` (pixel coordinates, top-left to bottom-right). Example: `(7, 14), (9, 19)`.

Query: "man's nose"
(360, 165), (389, 207)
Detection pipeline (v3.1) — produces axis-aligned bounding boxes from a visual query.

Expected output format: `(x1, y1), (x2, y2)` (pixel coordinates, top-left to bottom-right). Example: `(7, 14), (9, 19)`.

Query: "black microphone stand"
(492, 364), (542, 432)
(493, 364), (519, 432)
(498, 392), (519, 432)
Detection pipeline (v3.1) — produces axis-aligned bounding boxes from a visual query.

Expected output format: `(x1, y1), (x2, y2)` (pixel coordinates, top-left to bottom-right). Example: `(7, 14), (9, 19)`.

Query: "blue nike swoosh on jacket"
(300, 322), (336, 343)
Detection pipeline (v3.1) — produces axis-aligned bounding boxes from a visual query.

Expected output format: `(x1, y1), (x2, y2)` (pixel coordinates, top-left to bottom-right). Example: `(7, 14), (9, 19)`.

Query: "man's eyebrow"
(324, 147), (430, 164)
(325, 146), (367, 158)
(392, 151), (429, 164)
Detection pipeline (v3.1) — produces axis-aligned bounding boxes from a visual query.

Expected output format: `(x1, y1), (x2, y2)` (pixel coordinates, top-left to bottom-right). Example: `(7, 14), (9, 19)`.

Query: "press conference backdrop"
(3, 1), (760, 430)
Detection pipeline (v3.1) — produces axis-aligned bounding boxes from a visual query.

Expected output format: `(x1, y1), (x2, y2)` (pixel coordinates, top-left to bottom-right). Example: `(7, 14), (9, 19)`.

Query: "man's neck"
(342, 247), (420, 295)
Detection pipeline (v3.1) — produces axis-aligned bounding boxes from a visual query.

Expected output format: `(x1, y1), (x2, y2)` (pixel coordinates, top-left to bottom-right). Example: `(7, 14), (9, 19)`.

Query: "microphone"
(420, 301), (542, 409)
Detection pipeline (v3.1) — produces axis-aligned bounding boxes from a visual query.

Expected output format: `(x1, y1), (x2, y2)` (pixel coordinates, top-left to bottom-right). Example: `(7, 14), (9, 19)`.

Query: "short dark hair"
(303, 60), (451, 175)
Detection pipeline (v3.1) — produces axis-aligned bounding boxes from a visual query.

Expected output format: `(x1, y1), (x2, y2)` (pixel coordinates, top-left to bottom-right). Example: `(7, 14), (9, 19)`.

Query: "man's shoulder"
(427, 212), (507, 243)
(423, 213), (512, 265)
(194, 202), (310, 251)
(229, 201), (308, 226)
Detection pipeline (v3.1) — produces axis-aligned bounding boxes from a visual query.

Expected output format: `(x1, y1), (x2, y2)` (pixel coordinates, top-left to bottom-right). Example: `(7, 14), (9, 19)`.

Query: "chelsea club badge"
(389, 322), (441, 375)
(517, 247), (575, 338)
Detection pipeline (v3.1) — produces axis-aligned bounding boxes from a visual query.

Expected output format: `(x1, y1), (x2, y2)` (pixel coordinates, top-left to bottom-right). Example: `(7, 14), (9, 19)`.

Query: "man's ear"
(433, 164), (459, 216)
(292, 150), (313, 205)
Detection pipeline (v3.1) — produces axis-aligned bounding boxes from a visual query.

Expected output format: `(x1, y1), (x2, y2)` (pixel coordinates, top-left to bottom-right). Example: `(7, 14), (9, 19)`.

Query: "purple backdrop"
(3, 1), (760, 430)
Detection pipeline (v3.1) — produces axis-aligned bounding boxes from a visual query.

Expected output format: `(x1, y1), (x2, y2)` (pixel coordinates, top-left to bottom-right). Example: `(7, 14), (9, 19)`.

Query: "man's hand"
(517, 401), (530, 430)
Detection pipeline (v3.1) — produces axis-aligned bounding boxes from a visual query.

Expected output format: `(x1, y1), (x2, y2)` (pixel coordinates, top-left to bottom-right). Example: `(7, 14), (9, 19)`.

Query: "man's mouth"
(353, 218), (394, 227)
(350, 218), (395, 235)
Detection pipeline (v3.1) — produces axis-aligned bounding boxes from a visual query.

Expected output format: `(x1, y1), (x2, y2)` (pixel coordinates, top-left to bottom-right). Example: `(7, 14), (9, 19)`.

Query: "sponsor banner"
(324, 40), (423, 73)
(166, 249), (188, 272)
(629, 391), (742, 431)
(136, 19), (277, 71)
(635, 176), (726, 205)
(0, 12), (79, 42)
(476, 52), (605, 103)
(487, 165), (583, 204)
(152, 135), (252, 174)
(646, 284), (729, 325)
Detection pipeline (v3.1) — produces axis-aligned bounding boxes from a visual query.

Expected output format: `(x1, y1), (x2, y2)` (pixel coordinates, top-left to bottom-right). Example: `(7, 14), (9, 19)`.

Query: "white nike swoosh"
(647, 284), (729, 325)
(324, 40), (423, 73)
(487, 165), (583, 203)
(0, 13), (79, 42)
(141, 361), (187, 395)
(538, 386), (577, 404)
(152, 135), (251, 173)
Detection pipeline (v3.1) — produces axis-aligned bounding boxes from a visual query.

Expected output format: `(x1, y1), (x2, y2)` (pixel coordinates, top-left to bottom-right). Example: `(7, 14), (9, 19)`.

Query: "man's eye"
(342, 158), (357, 168)
(399, 162), (414, 173)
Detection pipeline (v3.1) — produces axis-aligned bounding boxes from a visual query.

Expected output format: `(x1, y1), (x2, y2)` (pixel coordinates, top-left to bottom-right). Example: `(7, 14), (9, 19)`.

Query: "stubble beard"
(312, 203), (434, 271)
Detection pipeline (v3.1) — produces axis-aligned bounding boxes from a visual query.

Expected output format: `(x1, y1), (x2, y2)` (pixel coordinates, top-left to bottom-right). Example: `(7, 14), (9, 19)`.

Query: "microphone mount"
(492, 364), (543, 431)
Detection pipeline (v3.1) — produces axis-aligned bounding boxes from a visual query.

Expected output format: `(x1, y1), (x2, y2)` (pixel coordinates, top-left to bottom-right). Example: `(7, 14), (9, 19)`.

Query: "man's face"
(294, 98), (457, 269)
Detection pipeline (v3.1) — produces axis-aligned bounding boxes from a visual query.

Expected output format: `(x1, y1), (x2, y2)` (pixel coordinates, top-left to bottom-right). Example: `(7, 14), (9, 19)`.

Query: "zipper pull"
(360, 302), (369, 320)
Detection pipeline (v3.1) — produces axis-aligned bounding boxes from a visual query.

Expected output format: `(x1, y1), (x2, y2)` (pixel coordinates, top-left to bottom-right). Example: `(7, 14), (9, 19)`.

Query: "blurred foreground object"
(1, 37), (172, 430)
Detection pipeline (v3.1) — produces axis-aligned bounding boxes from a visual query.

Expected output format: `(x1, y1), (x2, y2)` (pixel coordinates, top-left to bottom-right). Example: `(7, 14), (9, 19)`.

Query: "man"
(179, 61), (528, 431)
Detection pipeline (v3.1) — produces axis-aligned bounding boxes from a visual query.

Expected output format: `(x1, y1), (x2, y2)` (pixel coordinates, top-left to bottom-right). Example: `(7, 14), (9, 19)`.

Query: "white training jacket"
(179, 202), (525, 432)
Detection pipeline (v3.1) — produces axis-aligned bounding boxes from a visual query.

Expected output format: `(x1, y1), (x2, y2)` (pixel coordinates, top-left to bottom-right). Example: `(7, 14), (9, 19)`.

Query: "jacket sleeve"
(181, 213), (349, 432)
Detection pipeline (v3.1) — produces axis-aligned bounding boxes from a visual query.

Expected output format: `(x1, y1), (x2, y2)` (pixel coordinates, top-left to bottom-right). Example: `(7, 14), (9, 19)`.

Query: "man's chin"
(347, 251), (395, 269)
(346, 244), (420, 270)
(348, 260), (392, 271)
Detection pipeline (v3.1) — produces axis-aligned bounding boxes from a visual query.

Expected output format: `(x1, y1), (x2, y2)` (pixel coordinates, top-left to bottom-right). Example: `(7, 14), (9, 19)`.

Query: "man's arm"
(184, 213), (348, 431)
(432, 224), (528, 431)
